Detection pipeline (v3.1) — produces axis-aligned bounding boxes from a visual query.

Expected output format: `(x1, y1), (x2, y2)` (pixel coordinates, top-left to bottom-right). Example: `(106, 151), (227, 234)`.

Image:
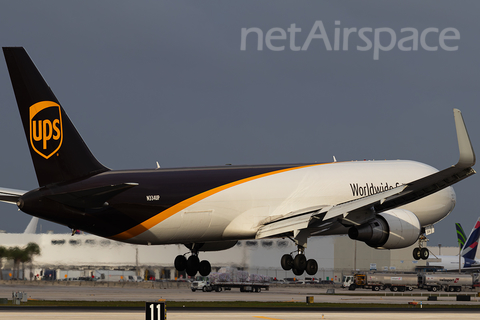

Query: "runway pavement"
(0, 283), (479, 319)
(1, 310), (480, 320)
(0, 283), (479, 305)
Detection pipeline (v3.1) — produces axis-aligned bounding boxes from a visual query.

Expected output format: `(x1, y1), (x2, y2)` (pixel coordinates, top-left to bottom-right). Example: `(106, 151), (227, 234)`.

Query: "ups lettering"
(32, 119), (61, 149)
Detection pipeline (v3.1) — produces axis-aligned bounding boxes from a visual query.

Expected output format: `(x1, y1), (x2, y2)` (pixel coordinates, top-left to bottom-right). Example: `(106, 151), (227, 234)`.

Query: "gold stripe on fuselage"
(109, 163), (327, 241)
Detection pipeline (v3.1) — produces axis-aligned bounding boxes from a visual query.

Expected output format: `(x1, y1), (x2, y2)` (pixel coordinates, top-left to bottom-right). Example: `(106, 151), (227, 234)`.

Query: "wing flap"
(256, 212), (313, 239)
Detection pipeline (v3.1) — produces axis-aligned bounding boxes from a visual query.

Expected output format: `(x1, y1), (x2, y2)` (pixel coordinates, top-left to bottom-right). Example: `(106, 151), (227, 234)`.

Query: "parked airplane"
(427, 217), (480, 270)
(0, 47), (476, 277)
(456, 222), (467, 249)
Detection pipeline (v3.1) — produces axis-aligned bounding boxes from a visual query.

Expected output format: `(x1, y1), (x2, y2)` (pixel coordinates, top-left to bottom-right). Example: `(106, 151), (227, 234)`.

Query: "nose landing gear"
(413, 234), (429, 260)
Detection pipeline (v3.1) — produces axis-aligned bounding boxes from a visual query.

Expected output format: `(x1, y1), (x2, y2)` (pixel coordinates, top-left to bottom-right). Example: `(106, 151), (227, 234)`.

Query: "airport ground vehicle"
(345, 273), (418, 292)
(190, 270), (270, 293)
(418, 273), (479, 292)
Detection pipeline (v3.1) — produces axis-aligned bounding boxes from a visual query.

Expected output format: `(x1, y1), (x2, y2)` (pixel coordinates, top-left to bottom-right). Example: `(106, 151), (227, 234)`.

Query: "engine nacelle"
(348, 209), (421, 249)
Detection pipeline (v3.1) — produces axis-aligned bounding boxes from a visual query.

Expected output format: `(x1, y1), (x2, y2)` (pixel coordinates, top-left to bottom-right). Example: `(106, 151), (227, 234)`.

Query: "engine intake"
(348, 209), (421, 249)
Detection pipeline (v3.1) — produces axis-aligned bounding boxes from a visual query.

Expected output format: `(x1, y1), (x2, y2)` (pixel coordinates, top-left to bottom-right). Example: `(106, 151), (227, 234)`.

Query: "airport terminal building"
(0, 231), (465, 283)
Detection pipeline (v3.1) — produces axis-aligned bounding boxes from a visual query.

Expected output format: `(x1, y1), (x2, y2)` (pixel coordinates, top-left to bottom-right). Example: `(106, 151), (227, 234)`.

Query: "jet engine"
(348, 209), (421, 249)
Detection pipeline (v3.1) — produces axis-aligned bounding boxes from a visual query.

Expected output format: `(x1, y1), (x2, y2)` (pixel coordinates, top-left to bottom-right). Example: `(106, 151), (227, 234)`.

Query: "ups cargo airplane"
(0, 47), (476, 277)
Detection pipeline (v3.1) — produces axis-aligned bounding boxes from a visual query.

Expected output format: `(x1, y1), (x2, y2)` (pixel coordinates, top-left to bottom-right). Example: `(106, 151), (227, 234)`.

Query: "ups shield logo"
(29, 101), (63, 159)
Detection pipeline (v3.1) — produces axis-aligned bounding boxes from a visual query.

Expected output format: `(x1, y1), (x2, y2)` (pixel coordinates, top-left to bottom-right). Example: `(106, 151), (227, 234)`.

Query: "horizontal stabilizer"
(47, 183), (138, 209)
(0, 187), (27, 204)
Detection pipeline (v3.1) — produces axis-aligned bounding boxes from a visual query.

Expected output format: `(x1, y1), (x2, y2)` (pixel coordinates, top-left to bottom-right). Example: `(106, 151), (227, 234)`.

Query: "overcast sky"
(0, 1), (479, 248)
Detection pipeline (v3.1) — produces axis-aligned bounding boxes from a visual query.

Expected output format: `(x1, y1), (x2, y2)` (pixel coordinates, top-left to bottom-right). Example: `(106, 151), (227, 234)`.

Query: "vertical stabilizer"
(461, 217), (480, 260)
(3, 47), (108, 186)
(23, 217), (38, 234)
(456, 223), (466, 248)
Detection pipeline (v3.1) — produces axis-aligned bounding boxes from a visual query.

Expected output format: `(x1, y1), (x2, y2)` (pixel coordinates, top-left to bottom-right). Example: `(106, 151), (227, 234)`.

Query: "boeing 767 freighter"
(0, 47), (476, 277)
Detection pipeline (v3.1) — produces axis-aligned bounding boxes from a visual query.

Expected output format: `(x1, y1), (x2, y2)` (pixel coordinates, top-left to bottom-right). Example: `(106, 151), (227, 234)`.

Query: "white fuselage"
(128, 160), (456, 245)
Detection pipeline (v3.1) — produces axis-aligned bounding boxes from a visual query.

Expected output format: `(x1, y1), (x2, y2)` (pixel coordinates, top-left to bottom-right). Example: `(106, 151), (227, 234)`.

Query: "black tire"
(293, 254), (307, 271)
(373, 286), (380, 291)
(412, 248), (421, 260)
(420, 248), (429, 260)
(305, 259), (318, 276)
(199, 260), (211, 276)
(191, 288), (196, 292)
(455, 287), (461, 292)
(202, 286), (207, 292)
(449, 287), (455, 292)
(407, 287), (413, 291)
(348, 284), (356, 291)
(281, 254), (293, 271)
(431, 286), (438, 292)
(174, 255), (187, 271)
(186, 255), (200, 277)
(292, 266), (304, 276)
(392, 286), (398, 292)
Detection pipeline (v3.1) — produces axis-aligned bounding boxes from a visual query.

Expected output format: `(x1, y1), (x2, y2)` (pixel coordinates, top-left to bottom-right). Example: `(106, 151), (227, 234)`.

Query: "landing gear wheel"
(281, 254), (293, 271)
(420, 248), (429, 260)
(293, 254), (307, 271)
(413, 248), (421, 260)
(305, 259), (318, 276)
(174, 255), (187, 271)
(199, 260), (211, 276)
(292, 266), (304, 276)
(186, 255), (200, 277)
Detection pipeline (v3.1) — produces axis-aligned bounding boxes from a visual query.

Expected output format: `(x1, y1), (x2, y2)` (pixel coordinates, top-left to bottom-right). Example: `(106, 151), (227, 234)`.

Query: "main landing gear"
(413, 234), (429, 260)
(281, 247), (318, 276)
(280, 230), (318, 276)
(174, 251), (212, 277)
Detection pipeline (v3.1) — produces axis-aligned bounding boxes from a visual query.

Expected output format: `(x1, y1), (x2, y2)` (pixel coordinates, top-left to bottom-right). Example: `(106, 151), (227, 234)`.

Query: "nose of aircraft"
(449, 186), (457, 212)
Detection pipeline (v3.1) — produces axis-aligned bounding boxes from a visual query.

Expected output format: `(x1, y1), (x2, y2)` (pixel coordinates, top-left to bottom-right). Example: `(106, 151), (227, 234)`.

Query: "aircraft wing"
(256, 109), (475, 239)
(256, 185), (406, 239)
(0, 187), (27, 204)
